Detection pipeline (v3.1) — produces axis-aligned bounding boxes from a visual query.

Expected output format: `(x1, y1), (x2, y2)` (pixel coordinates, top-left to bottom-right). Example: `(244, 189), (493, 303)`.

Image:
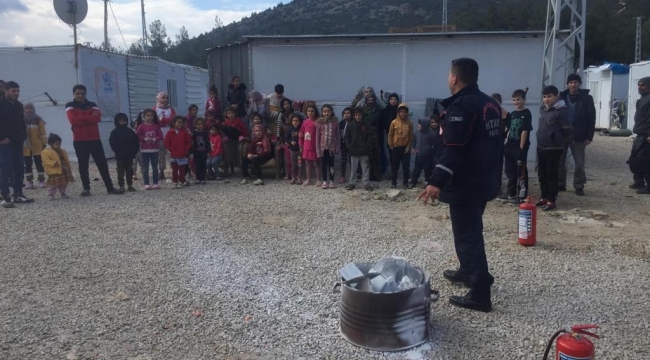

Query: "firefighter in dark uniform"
(418, 58), (503, 312)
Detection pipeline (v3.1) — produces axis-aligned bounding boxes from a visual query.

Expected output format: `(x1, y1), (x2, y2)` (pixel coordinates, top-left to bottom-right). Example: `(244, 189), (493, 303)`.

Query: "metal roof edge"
(242, 31), (546, 41)
(205, 41), (249, 52)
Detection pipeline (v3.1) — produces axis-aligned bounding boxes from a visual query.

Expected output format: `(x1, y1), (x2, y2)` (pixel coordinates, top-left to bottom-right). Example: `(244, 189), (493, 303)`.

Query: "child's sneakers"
(253, 179), (264, 186)
(127, 186), (137, 192)
(61, 193), (70, 199)
(194, 180), (201, 185)
(542, 202), (557, 211)
(144, 185), (152, 190)
(118, 187), (126, 193)
(535, 199), (548, 207)
(184, 181), (191, 186)
(321, 182), (329, 189)
(329, 182), (336, 189)
(24, 182), (34, 190)
(302, 180), (310, 186)
(241, 178), (249, 185)
(172, 182), (180, 189)
(345, 184), (355, 191)
(338, 176), (346, 184)
(315, 181), (322, 188)
(152, 184), (160, 190)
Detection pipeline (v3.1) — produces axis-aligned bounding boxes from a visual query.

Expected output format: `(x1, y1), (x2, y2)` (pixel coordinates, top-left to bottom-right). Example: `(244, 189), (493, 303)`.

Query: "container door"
(600, 72), (613, 129)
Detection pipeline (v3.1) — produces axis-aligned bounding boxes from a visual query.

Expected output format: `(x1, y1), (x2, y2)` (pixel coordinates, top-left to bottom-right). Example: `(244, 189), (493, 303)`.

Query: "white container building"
(0, 45), (209, 160)
(627, 61), (650, 132)
(583, 64), (629, 130)
(208, 31), (565, 159)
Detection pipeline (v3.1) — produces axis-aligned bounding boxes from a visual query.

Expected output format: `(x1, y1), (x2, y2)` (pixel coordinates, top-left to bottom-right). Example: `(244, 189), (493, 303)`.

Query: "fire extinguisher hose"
(542, 329), (566, 360)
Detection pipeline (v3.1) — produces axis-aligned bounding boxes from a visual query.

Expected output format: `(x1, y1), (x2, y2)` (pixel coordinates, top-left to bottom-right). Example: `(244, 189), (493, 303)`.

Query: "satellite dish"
(53, 0), (88, 25)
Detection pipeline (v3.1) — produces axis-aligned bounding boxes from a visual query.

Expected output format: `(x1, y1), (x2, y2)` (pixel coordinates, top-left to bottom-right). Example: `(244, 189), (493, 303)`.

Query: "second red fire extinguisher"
(518, 196), (536, 246)
(543, 324), (600, 360)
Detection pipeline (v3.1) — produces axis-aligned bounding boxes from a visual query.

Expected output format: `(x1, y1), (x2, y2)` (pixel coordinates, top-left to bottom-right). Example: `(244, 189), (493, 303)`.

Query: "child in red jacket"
(164, 116), (193, 188)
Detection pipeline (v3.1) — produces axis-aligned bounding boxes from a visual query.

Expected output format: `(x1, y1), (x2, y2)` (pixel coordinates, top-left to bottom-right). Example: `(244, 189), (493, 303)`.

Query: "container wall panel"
(127, 57), (159, 121)
(208, 43), (250, 107)
(78, 47), (130, 158)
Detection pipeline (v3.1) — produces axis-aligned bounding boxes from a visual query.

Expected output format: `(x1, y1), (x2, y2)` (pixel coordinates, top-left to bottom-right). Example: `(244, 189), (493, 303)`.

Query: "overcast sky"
(0, 0), (274, 49)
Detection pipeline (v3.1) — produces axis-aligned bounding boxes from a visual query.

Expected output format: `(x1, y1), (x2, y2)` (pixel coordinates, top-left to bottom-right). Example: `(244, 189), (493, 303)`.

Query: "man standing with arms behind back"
(0, 81), (34, 208)
(558, 74), (596, 196)
(66, 84), (122, 196)
(418, 58), (503, 312)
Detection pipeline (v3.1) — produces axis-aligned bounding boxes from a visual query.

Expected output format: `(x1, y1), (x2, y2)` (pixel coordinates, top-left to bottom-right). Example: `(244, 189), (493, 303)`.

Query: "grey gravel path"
(1, 135), (649, 359)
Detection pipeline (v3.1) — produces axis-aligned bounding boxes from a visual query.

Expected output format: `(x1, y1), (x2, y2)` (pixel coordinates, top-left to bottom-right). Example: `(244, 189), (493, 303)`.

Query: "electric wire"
(108, 0), (129, 50)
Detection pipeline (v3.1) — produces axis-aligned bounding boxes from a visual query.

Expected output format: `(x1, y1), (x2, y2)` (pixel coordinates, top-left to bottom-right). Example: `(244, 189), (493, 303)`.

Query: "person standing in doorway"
(418, 58), (503, 312)
(558, 74), (596, 196)
(66, 84), (122, 196)
(628, 77), (650, 193)
(0, 81), (34, 208)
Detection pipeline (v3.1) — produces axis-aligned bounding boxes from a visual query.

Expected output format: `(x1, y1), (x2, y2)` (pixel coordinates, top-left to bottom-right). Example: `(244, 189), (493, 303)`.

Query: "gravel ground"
(1, 135), (649, 359)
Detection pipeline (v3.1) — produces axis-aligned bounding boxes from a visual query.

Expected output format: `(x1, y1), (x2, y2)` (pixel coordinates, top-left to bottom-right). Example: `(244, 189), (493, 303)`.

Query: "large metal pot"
(334, 262), (438, 351)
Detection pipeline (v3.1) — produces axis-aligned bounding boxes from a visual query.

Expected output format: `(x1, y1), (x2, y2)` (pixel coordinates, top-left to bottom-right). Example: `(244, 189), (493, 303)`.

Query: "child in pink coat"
(315, 104), (340, 189)
(299, 104), (319, 186)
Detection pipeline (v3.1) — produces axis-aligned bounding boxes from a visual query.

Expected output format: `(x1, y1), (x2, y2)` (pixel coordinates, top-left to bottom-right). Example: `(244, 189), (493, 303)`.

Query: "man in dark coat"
(418, 58), (503, 312)
(629, 77), (650, 194)
(558, 74), (596, 196)
(0, 81), (34, 208)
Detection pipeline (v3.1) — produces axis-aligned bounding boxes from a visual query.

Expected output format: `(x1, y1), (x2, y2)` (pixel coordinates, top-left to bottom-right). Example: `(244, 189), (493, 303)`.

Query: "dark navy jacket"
(429, 84), (503, 204)
(559, 89), (596, 142)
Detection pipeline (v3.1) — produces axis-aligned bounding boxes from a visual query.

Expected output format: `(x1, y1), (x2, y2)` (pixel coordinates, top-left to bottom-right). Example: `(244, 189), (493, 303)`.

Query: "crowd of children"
(5, 75), (584, 213)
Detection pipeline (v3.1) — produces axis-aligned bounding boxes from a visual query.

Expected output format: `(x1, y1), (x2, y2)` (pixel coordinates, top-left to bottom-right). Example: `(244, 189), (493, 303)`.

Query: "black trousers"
(241, 153), (274, 179)
(194, 154), (208, 181)
(390, 146), (410, 186)
(504, 145), (529, 198)
(321, 150), (335, 182)
(73, 140), (115, 191)
(449, 201), (493, 301)
(24, 155), (45, 182)
(630, 137), (650, 187)
(116, 159), (134, 188)
(537, 148), (563, 203)
(411, 154), (433, 185)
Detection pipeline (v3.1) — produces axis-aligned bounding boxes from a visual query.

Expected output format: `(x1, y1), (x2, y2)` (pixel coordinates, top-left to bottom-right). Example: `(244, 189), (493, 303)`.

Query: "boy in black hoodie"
(109, 113), (139, 192)
(410, 117), (438, 188)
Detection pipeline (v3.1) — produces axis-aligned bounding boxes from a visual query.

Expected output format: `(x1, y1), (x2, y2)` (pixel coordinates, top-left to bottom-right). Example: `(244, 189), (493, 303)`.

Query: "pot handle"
(332, 282), (342, 294)
(430, 289), (440, 302)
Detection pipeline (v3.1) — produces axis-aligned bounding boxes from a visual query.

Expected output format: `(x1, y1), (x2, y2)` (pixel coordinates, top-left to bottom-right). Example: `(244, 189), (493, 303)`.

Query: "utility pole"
(442, 0), (448, 32)
(103, 0), (109, 50)
(141, 0), (149, 56)
(636, 17), (644, 63)
(542, 0), (587, 88)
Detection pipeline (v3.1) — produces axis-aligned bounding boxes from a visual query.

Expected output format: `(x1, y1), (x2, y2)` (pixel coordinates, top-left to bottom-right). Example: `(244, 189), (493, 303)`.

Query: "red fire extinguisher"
(543, 324), (600, 360)
(518, 196), (536, 246)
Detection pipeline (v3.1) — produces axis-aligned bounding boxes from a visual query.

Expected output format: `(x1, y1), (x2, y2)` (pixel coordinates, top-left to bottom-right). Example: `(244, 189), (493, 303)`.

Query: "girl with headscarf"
(153, 91), (176, 180)
(22, 102), (48, 188)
